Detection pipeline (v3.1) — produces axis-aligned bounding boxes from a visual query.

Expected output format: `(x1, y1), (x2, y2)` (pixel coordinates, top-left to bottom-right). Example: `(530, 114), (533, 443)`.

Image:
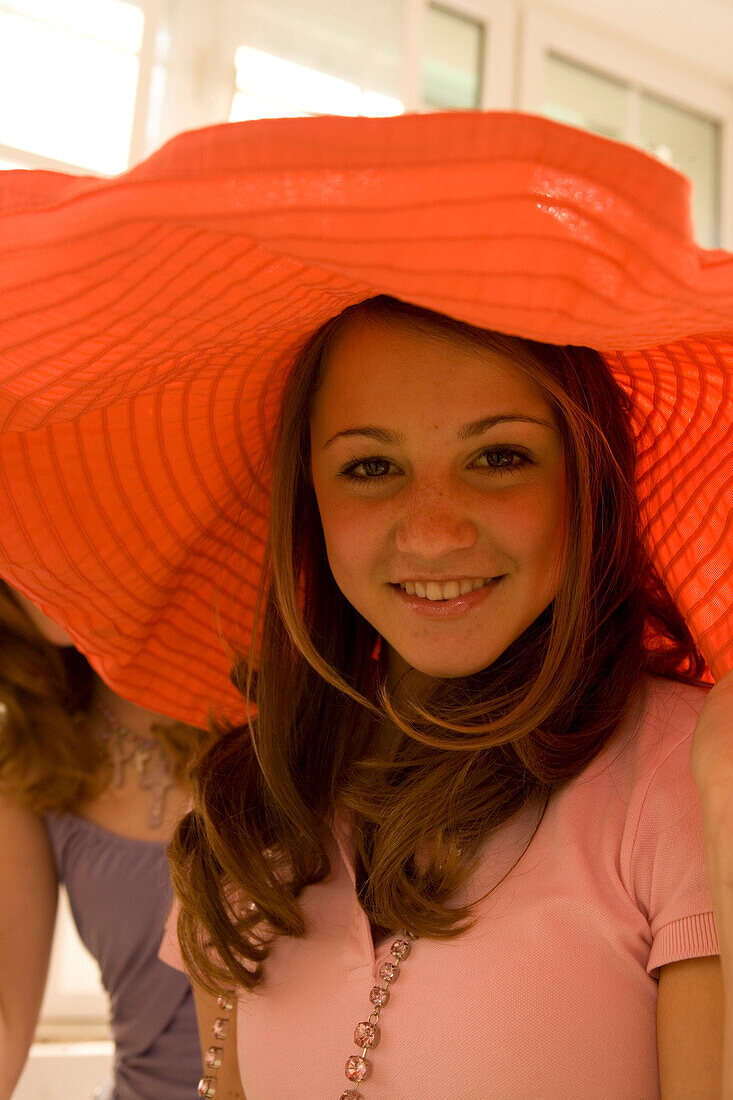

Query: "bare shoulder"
(657, 953), (723, 1099)
(0, 796), (56, 872)
(0, 797), (59, 1096)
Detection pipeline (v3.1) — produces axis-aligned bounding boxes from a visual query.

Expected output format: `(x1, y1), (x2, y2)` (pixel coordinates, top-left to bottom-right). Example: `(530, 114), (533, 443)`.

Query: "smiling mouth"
(396, 577), (497, 601)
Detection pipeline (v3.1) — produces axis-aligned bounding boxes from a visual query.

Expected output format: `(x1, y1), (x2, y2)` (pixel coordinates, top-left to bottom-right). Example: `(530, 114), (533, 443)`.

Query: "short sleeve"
(158, 895), (186, 973)
(626, 700), (721, 976)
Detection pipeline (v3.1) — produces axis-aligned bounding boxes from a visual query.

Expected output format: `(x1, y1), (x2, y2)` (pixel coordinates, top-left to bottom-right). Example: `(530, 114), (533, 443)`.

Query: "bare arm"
(193, 984), (246, 1100)
(0, 798), (58, 1100)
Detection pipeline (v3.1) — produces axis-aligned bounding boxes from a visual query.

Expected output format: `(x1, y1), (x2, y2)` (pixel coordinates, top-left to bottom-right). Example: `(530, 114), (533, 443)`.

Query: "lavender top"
(43, 811), (201, 1099)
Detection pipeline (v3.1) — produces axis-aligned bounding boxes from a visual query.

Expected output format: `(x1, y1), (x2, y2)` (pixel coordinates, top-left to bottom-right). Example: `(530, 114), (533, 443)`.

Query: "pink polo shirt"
(160, 675), (720, 1098)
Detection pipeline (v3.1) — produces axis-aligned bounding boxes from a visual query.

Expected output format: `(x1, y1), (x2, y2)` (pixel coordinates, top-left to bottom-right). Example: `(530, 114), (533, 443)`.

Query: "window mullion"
(403, 0), (424, 111)
(626, 79), (642, 148)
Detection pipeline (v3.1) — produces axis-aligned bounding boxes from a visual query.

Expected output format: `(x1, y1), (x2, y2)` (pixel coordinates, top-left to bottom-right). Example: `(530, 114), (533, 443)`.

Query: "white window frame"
(402, 0), (516, 111)
(518, 5), (733, 249)
(128, 0), (164, 168)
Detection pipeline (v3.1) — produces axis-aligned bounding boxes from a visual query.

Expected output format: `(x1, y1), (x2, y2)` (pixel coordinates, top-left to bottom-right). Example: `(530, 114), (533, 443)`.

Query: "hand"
(690, 667), (733, 815)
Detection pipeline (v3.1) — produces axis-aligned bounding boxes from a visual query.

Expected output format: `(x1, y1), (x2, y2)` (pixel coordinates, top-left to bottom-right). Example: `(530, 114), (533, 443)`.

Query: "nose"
(394, 481), (478, 558)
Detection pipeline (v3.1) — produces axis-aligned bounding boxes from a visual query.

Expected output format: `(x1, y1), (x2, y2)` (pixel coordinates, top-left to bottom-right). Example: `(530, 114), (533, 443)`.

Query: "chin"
(404, 653), (498, 679)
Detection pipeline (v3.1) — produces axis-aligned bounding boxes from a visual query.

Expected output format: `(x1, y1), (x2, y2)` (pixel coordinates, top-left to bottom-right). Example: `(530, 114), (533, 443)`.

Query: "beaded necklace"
(197, 823), (461, 1096)
(197, 932), (418, 1099)
(198, 991), (235, 1097)
(340, 930), (418, 1097)
(196, 806), (448, 1096)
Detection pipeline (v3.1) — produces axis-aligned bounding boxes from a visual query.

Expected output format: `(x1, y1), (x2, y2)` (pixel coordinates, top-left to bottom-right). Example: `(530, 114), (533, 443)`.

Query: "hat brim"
(0, 110), (731, 725)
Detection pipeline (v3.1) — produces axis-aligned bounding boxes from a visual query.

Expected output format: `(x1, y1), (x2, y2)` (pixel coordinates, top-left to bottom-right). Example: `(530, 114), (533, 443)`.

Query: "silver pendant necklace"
(94, 701), (174, 829)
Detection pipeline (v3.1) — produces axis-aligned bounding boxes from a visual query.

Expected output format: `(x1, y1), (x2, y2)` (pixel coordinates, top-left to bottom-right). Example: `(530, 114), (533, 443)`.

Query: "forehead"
(311, 314), (553, 424)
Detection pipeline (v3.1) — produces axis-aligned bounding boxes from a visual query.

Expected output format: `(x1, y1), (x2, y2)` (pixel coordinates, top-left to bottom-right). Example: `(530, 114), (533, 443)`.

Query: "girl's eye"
(339, 449), (532, 484)
(473, 448), (531, 475)
(339, 456), (396, 482)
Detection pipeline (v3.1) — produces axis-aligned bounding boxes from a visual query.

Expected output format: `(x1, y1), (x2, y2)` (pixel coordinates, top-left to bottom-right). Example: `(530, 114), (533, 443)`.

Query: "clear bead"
(212, 1017), (229, 1040)
(198, 1077), (217, 1098)
(390, 937), (411, 960)
(354, 1020), (379, 1047)
(369, 985), (389, 1007)
(217, 994), (234, 1011)
(340, 1092), (363, 1099)
(345, 1054), (369, 1082)
(378, 960), (398, 981)
(205, 1045), (223, 1068)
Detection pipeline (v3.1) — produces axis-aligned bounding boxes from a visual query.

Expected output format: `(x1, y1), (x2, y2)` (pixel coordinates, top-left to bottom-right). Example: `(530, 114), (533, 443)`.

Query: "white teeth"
(399, 578), (494, 601)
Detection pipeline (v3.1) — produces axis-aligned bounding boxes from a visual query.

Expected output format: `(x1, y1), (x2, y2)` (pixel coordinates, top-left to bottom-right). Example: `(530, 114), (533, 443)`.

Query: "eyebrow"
(323, 414), (555, 449)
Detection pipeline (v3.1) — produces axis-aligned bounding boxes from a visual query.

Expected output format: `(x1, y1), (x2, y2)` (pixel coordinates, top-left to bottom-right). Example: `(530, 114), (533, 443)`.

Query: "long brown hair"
(169, 295), (710, 995)
(0, 580), (204, 812)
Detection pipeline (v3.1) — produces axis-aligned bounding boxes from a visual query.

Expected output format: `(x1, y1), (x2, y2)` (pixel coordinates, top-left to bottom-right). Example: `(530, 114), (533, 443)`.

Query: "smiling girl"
(0, 109), (730, 1100)
(165, 296), (721, 1099)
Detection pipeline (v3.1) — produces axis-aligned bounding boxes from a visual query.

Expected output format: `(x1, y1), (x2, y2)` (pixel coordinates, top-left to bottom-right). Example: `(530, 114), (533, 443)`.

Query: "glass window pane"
(0, 11), (139, 173)
(543, 53), (627, 141)
(1, 0), (144, 51)
(639, 92), (720, 248)
(360, 89), (403, 117)
(231, 92), (308, 122)
(422, 3), (484, 110)
(236, 0), (403, 105)
(231, 46), (404, 120)
(234, 46), (362, 116)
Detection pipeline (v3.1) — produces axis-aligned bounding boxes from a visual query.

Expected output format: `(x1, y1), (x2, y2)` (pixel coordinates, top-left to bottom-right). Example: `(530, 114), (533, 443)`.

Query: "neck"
(90, 674), (172, 737)
(386, 648), (438, 705)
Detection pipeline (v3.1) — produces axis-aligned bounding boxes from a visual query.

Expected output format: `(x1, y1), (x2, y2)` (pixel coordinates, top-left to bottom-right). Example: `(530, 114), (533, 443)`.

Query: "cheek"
(522, 478), (567, 584)
(487, 479), (566, 573)
(529, 492), (564, 546)
(317, 497), (382, 588)
(485, 486), (549, 536)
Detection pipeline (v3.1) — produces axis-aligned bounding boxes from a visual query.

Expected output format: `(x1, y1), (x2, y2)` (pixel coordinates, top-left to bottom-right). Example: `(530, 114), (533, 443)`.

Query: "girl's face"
(309, 316), (567, 683)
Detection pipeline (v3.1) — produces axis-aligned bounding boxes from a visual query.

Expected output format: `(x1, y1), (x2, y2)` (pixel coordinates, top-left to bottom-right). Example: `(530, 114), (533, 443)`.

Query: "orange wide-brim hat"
(0, 109), (731, 727)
